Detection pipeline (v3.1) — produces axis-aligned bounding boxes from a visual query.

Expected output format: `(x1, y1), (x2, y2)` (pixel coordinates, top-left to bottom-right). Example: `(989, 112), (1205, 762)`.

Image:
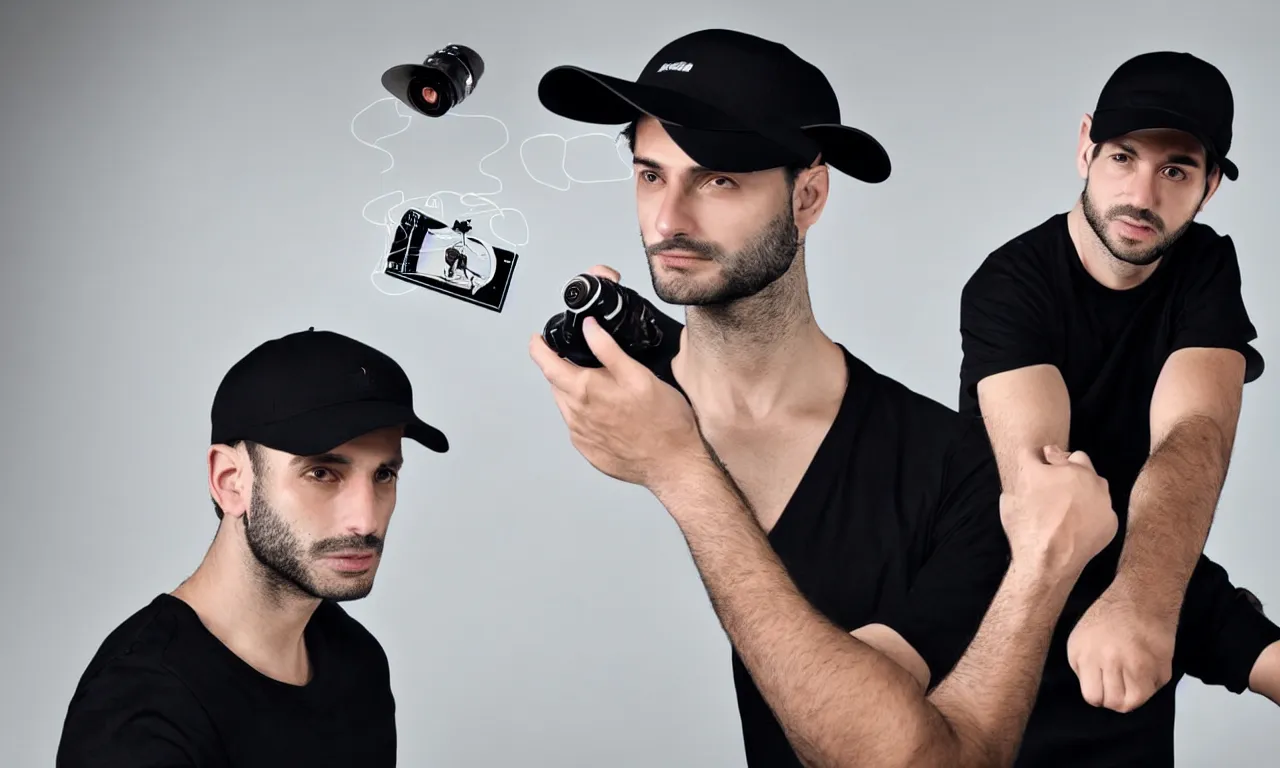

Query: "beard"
(242, 483), (384, 603)
(1081, 180), (1195, 267)
(643, 202), (801, 306)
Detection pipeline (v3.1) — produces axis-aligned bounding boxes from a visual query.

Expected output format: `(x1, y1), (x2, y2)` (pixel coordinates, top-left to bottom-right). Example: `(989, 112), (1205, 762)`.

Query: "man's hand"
(529, 304), (704, 492)
(1066, 583), (1176, 712)
(999, 446), (1117, 579)
(584, 263), (621, 282)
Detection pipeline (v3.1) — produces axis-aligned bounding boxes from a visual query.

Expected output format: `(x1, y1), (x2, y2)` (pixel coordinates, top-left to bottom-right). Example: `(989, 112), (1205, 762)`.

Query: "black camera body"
(542, 274), (667, 368)
(381, 44), (485, 118)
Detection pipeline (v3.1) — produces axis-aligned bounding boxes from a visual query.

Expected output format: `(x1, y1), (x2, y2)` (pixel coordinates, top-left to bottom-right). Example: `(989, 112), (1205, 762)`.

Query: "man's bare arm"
(974, 364), (1072, 489)
(655, 451), (1095, 768)
(1117, 346), (1245, 615)
(1249, 641), (1280, 706)
(849, 624), (931, 691)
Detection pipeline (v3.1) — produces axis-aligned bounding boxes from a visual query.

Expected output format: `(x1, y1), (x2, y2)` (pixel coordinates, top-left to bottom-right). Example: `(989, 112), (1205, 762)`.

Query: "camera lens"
(385, 44), (486, 119)
(411, 45), (484, 117)
(563, 276), (593, 309)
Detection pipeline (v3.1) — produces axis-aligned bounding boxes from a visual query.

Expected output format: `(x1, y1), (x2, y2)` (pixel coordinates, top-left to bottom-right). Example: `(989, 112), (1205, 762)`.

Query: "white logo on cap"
(657, 61), (693, 73)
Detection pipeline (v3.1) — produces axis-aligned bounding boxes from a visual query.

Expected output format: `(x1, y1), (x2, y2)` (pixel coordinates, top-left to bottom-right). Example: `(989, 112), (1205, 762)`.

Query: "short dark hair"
(619, 119), (812, 188)
(211, 440), (263, 520)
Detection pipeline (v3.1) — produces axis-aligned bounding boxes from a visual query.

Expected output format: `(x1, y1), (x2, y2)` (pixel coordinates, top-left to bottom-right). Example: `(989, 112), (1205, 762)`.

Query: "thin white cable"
(350, 96), (634, 297)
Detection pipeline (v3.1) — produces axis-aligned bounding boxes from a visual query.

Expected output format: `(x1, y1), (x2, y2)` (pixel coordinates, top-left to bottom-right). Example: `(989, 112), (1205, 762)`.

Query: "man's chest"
(705, 427), (931, 630)
(197, 678), (397, 766)
(1053, 281), (1181, 446)
(702, 420), (831, 534)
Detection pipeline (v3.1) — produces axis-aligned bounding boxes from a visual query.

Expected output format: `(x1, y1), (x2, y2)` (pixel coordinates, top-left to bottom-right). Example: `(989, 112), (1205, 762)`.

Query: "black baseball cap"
(1089, 51), (1238, 181)
(210, 327), (448, 456)
(536, 28), (891, 183)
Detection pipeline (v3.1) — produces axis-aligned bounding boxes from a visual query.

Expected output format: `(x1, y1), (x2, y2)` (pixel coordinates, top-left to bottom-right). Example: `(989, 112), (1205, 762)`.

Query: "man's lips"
(655, 250), (710, 264)
(1115, 217), (1156, 237)
(324, 552), (377, 571)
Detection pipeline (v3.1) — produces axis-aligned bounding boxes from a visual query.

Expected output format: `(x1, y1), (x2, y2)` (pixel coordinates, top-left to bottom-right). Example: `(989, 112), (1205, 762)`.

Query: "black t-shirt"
(646, 331), (1012, 767)
(56, 593), (397, 767)
(959, 212), (1280, 766)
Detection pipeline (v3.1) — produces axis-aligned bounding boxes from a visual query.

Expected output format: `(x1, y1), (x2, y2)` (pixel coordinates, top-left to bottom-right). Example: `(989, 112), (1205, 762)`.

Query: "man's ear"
(208, 444), (252, 520)
(1076, 113), (1096, 179)
(793, 159), (829, 233)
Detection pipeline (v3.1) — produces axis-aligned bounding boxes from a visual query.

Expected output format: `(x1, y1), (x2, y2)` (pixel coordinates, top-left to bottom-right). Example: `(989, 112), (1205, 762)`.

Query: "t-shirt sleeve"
(958, 245), (1062, 407)
(1169, 235), (1265, 383)
(1175, 555), (1280, 693)
(873, 419), (1011, 690)
(55, 658), (219, 768)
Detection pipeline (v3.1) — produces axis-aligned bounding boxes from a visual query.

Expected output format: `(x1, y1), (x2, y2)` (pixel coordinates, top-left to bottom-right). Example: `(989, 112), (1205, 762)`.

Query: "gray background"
(2, 0), (1276, 765)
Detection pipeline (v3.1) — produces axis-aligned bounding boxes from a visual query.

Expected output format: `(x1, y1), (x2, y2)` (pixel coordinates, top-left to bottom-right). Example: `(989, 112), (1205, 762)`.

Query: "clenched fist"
(999, 446), (1118, 579)
(1067, 586), (1176, 713)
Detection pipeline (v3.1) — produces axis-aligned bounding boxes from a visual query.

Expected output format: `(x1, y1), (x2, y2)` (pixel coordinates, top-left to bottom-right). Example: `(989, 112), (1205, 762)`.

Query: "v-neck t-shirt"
(56, 593), (397, 767)
(644, 330), (1012, 768)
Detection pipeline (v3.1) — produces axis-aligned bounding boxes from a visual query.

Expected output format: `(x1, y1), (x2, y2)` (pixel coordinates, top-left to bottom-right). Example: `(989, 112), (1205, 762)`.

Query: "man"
(530, 29), (1118, 768)
(958, 51), (1280, 766)
(56, 327), (449, 767)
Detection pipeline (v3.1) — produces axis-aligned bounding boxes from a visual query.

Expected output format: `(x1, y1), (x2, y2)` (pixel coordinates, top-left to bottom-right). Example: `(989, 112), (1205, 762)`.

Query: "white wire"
(350, 96), (634, 297)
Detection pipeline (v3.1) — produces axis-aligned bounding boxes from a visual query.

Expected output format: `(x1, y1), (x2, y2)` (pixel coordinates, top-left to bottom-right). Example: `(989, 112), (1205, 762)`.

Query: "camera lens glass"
(409, 70), (453, 116)
(411, 45), (485, 117)
(563, 277), (592, 309)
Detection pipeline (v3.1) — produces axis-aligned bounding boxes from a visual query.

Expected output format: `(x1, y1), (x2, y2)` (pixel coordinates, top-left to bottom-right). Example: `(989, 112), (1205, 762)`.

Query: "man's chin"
(312, 579), (376, 602)
(1106, 242), (1163, 267)
(651, 271), (722, 305)
(655, 286), (724, 306)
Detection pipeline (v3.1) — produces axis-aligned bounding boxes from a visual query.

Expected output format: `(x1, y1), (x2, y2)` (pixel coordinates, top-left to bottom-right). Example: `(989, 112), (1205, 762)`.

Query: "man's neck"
(1066, 201), (1156, 291)
(671, 263), (845, 422)
(172, 530), (321, 685)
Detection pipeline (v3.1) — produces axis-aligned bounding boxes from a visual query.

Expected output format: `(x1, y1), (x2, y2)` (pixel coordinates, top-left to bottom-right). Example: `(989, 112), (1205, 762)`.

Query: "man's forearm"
(927, 559), (1075, 765)
(652, 454), (1071, 768)
(1120, 417), (1231, 612)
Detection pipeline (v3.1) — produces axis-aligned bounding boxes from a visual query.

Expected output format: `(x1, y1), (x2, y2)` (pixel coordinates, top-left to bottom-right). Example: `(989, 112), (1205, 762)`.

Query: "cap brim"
(1090, 107), (1237, 180)
(252, 400), (449, 456)
(638, 122), (890, 183)
(802, 124), (892, 184)
(538, 66), (891, 184)
(538, 65), (746, 129)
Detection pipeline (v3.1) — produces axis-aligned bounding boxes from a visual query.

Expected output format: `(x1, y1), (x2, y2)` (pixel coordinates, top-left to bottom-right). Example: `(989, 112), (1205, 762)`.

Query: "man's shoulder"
(59, 596), (216, 760)
(1178, 219), (1232, 249)
(1167, 220), (1238, 275)
(77, 595), (191, 673)
(965, 213), (1069, 287)
(844, 351), (990, 462)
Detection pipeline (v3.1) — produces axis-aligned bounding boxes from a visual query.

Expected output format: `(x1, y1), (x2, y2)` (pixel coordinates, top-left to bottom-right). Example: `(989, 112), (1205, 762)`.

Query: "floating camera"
(381, 45), (485, 118)
(384, 208), (518, 312)
(541, 274), (668, 368)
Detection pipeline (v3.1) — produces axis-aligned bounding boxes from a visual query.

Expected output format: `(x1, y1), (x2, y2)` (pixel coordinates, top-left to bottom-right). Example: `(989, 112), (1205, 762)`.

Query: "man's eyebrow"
(289, 452), (404, 469)
(291, 452), (351, 467)
(1114, 141), (1201, 168)
(632, 155), (721, 175)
